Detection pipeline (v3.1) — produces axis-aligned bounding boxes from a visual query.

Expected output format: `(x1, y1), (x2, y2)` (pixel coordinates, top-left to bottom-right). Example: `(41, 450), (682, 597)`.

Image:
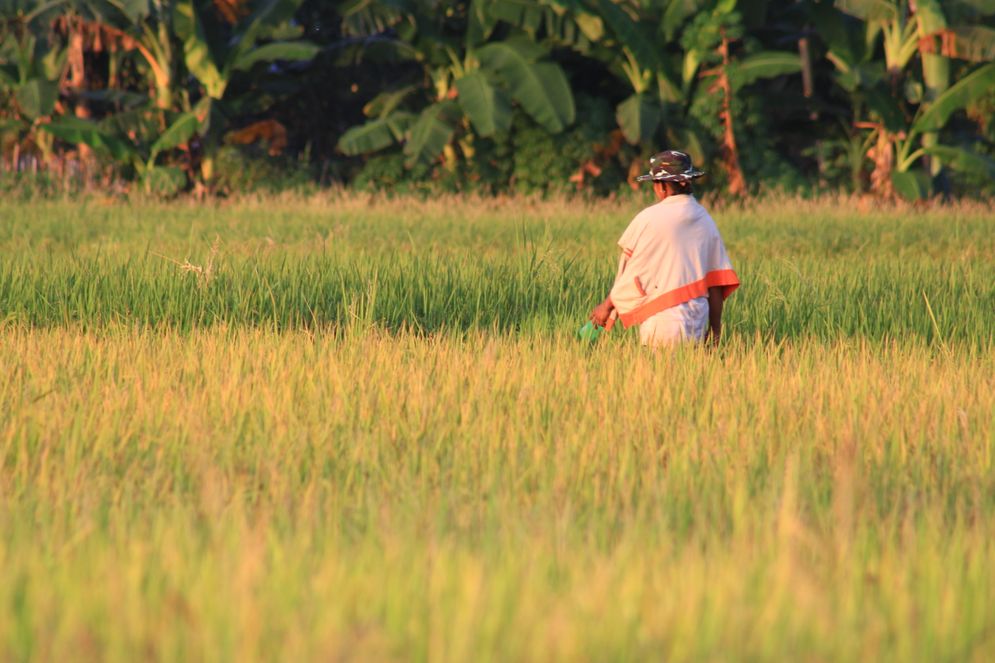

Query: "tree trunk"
(915, 4), (950, 178)
(798, 35), (817, 120)
(717, 35), (747, 196)
(867, 129), (895, 199)
(67, 18), (94, 164)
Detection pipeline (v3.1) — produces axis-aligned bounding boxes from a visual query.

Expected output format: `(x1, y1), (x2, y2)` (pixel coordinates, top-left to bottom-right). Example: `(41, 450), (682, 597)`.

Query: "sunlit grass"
(0, 194), (993, 661)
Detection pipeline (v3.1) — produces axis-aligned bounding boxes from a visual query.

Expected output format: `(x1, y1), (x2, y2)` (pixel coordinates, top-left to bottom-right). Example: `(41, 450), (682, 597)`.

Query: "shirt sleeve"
(711, 233), (735, 271)
(610, 252), (628, 290)
(707, 233), (740, 299)
(616, 214), (643, 259)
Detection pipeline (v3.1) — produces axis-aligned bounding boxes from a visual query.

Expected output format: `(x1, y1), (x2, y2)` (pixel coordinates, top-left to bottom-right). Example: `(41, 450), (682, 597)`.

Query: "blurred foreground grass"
(0, 194), (993, 661)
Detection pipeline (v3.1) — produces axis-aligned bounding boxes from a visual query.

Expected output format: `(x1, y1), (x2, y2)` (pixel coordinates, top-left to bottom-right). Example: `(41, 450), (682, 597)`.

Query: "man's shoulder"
(637, 198), (677, 218)
(676, 196), (718, 227)
(638, 195), (700, 222)
(625, 202), (661, 230)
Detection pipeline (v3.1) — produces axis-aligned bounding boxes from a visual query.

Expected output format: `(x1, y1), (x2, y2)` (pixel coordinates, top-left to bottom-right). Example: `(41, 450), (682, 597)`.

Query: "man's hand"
(589, 298), (614, 327)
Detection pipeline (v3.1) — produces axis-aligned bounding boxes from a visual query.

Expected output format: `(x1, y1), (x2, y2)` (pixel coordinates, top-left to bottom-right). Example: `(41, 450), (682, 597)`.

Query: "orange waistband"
(617, 269), (740, 329)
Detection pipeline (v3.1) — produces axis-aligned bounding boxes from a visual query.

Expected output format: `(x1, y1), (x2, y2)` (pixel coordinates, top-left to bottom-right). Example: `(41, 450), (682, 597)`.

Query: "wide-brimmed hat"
(635, 150), (705, 183)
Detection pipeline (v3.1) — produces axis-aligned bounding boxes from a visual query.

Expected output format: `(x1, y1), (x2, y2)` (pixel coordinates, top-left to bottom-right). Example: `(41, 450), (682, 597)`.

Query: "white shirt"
(606, 194), (738, 331)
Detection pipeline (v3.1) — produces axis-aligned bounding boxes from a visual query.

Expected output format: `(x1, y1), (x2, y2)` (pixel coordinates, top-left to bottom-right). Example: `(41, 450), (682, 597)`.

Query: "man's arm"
(706, 286), (724, 344)
(590, 251), (629, 326)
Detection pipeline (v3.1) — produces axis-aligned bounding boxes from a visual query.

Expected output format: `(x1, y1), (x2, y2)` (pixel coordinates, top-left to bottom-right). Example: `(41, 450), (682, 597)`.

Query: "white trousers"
(638, 296), (710, 347)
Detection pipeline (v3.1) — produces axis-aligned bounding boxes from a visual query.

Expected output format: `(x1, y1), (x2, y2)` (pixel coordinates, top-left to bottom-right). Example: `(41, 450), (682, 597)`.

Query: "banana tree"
(478, 0), (606, 52)
(32, 96), (212, 194)
(23, 0), (319, 189)
(0, 31), (68, 166)
(857, 62), (995, 199)
(834, 0), (995, 192)
(835, 0), (995, 93)
(570, 0), (800, 193)
(0, 24), (157, 185)
(169, 0), (320, 181)
(337, 2), (575, 170)
(0, 2), (161, 174)
(51, 0), (179, 111)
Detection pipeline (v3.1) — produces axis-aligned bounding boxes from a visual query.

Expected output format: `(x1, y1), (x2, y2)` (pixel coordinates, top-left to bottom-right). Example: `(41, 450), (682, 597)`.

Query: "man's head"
(653, 179), (693, 201)
(636, 150), (704, 200)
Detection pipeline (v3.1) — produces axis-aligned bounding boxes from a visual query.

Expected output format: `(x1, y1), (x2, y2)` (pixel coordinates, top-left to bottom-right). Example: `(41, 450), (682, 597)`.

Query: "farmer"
(589, 150), (739, 346)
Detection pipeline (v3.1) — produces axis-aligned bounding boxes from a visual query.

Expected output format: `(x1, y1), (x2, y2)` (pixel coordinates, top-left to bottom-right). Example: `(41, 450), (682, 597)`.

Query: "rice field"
(1, 193), (993, 662)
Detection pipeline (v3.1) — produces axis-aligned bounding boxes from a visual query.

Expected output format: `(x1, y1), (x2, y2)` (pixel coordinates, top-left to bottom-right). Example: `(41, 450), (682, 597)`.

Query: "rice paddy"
(1, 193), (993, 661)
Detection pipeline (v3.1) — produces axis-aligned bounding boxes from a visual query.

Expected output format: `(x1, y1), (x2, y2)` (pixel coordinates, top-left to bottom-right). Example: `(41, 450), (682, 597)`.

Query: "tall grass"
(0, 252), (990, 342)
(0, 194), (992, 345)
(0, 194), (993, 661)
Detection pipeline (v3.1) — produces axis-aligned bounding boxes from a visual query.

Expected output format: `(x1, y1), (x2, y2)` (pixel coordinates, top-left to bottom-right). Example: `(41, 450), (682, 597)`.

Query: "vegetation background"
(1, 0), (994, 200)
(2, 1), (994, 660)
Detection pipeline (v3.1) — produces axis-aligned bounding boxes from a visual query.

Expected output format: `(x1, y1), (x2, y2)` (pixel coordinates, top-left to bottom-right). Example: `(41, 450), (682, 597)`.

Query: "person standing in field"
(589, 150), (740, 346)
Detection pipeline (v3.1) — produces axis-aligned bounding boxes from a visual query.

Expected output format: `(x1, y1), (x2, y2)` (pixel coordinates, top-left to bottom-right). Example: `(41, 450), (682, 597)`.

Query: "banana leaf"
(338, 112), (415, 156)
(15, 79), (58, 120)
(913, 62), (995, 133)
(728, 51), (802, 92)
(455, 72), (512, 137)
(616, 93), (661, 145)
(477, 41), (574, 133)
(467, 0), (498, 46)
(594, 0), (661, 72)
(948, 26), (995, 62)
(236, 0), (307, 64)
(363, 86), (417, 119)
(891, 169), (931, 200)
(40, 117), (135, 161)
(333, 39), (420, 67)
(149, 112), (200, 161)
(864, 87), (905, 132)
(835, 0), (899, 22)
(173, 0), (226, 98)
(232, 41), (321, 72)
(915, 0), (949, 103)
(574, 12), (604, 42)
(99, 108), (161, 146)
(661, 0), (700, 41)
(922, 145), (995, 179)
(404, 102), (458, 167)
(39, 43), (67, 80)
(815, 2), (867, 66)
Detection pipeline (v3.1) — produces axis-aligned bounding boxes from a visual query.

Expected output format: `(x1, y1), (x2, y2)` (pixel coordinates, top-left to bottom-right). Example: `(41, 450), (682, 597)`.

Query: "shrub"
(213, 145), (313, 195)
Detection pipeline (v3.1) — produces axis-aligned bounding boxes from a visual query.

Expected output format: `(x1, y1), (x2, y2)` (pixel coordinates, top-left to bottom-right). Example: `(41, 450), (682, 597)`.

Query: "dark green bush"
(213, 145), (313, 194)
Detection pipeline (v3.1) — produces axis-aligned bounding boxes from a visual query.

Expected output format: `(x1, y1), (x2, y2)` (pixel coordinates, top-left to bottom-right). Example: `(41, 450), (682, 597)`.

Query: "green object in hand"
(577, 321), (603, 342)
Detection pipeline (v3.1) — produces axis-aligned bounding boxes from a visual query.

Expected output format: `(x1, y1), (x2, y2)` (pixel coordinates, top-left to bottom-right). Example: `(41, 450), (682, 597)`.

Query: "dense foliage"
(1, 0), (993, 198)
